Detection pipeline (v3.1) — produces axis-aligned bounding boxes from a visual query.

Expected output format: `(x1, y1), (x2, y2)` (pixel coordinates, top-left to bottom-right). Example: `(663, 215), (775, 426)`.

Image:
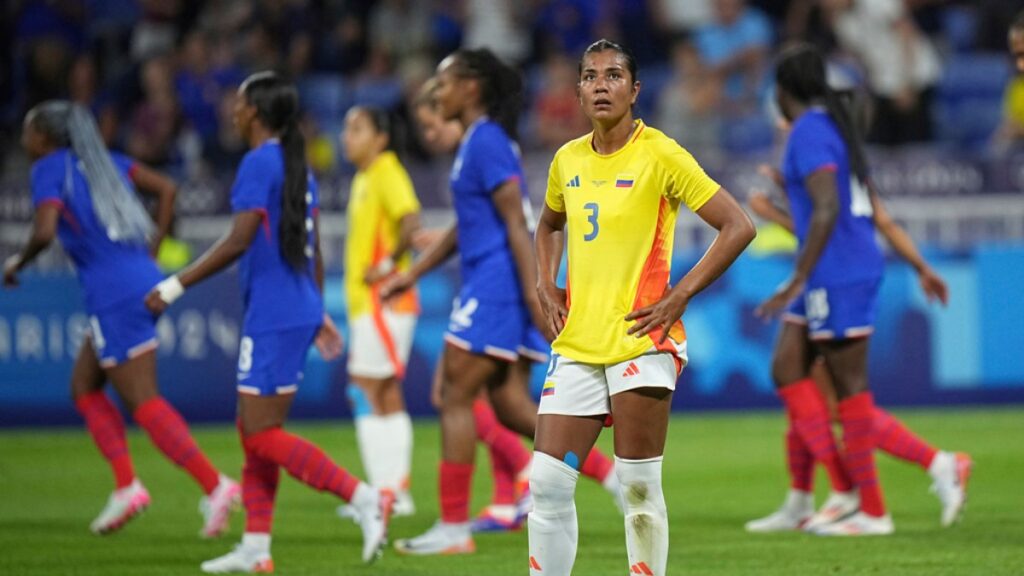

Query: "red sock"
(875, 408), (937, 469)
(439, 461), (474, 523)
(134, 397), (220, 494)
(580, 449), (615, 484)
(779, 379), (853, 493)
(786, 427), (814, 492)
(474, 399), (530, 505)
(241, 437), (279, 534)
(76, 391), (135, 489)
(839, 392), (886, 517)
(243, 427), (361, 502)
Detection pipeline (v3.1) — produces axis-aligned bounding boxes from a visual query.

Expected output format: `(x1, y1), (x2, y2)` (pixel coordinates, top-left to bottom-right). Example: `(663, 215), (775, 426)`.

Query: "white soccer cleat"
(200, 544), (274, 573)
(353, 489), (394, 563)
(745, 489), (814, 533)
(90, 479), (151, 535)
(929, 451), (972, 527)
(812, 512), (894, 536)
(803, 490), (859, 532)
(393, 520), (476, 556)
(200, 475), (242, 538)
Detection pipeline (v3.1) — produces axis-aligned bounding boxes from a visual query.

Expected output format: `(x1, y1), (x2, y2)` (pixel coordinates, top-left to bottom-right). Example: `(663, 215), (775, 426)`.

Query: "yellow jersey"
(345, 151), (421, 318)
(544, 120), (720, 364)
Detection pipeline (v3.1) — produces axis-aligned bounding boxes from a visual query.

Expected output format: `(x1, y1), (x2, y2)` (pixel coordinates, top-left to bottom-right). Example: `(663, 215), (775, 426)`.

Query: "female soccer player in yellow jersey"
(530, 39), (755, 576)
(338, 105), (422, 518)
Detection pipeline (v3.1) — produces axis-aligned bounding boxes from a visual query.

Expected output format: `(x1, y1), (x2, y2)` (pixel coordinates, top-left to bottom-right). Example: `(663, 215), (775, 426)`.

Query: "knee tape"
(530, 451), (580, 515)
(616, 456), (666, 514)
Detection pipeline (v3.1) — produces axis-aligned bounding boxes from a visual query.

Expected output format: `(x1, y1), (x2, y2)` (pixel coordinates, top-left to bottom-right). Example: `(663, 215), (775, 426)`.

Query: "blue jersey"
(230, 141), (322, 333)
(449, 119), (528, 303)
(30, 149), (162, 313)
(782, 110), (883, 287)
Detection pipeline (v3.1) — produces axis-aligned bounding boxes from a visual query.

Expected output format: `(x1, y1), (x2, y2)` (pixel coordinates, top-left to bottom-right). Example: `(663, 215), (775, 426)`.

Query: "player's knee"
(616, 456), (667, 514)
(530, 451), (580, 515)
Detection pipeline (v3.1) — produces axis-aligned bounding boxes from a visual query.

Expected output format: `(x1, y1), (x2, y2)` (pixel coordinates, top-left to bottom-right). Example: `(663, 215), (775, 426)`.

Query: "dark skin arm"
(626, 189), (756, 340)
(311, 214), (343, 359)
(380, 224), (458, 299)
(3, 204), (60, 287)
(868, 186), (948, 305)
(364, 212), (422, 285)
(144, 210), (263, 314)
(491, 180), (545, 330)
(756, 168), (839, 318)
(129, 163), (177, 256)
(535, 205), (568, 341)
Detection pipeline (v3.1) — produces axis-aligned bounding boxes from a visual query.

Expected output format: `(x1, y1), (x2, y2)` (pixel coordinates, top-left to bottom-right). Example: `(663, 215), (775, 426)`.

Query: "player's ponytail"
(776, 43), (869, 183)
(449, 48), (523, 140)
(240, 71), (309, 272)
(29, 100), (154, 245)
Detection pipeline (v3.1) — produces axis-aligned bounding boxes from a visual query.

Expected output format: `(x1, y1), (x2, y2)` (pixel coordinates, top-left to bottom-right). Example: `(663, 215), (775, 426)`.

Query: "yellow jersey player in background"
(530, 40), (755, 576)
(339, 105), (422, 518)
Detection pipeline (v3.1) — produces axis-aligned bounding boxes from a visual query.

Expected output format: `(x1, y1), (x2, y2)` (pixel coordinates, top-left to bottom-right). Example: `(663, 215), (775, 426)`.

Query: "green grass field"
(1, 408), (1022, 575)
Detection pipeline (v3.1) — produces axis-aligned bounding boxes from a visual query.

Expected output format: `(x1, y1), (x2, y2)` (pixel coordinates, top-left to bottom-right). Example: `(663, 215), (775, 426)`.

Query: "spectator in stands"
(68, 53), (118, 146)
(463, 0), (530, 66)
(533, 0), (601, 63)
(14, 0), (86, 108)
(693, 0), (773, 108)
(824, 0), (941, 145)
(651, 0), (714, 39)
(127, 56), (179, 166)
(174, 30), (243, 161)
(532, 53), (590, 150)
(993, 10), (1024, 151)
(655, 35), (723, 153)
(368, 0), (433, 85)
(1010, 10), (1024, 73)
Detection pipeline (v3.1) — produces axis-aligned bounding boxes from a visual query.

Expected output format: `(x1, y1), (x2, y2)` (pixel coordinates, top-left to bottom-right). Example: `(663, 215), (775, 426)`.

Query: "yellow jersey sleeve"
(544, 150), (566, 213)
(379, 157), (420, 220)
(654, 138), (720, 212)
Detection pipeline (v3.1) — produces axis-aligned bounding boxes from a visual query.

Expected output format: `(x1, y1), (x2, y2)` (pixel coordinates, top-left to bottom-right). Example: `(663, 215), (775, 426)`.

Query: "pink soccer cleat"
(90, 479), (151, 535)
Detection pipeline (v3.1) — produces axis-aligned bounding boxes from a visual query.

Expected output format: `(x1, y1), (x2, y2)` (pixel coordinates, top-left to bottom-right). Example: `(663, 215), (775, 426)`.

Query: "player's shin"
(528, 452), (580, 575)
(618, 456), (669, 576)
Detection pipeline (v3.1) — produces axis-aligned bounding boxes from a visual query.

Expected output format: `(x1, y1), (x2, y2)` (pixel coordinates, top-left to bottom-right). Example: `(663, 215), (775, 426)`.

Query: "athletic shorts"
(537, 343), (687, 417)
(89, 298), (158, 368)
(783, 278), (881, 341)
(347, 311), (417, 379)
(237, 324), (319, 396)
(443, 295), (547, 363)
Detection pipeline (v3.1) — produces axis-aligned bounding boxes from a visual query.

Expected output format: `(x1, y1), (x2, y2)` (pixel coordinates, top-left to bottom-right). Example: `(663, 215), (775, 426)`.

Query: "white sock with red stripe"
(618, 456), (668, 576)
(355, 412), (413, 493)
(528, 451), (579, 575)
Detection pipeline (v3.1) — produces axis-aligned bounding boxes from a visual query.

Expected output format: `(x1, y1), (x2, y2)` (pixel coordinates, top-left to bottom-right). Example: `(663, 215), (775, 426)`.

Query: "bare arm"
(3, 204), (60, 287)
(869, 188), (948, 305)
(756, 168), (839, 318)
(535, 204), (568, 340)
(130, 163), (177, 256)
(627, 189), (756, 340)
(379, 224), (458, 299)
(748, 191), (795, 233)
(365, 212), (422, 285)
(492, 180), (544, 327)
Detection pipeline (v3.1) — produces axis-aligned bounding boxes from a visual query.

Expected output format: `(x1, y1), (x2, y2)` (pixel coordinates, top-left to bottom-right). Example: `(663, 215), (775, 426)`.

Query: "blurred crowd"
(1, 0), (1022, 182)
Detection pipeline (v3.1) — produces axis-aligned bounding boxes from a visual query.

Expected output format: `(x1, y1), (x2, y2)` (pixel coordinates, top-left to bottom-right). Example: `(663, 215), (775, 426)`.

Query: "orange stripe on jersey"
(630, 197), (686, 351)
(370, 217), (419, 315)
(630, 123), (646, 144)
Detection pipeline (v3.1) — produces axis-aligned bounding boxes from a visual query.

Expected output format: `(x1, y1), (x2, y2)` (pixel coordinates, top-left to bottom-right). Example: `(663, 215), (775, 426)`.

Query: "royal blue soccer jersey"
(449, 119), (527, 303)
(782, 110), (883, 287)
(230, 140), (322, 333)
(30, 149), (163, 313)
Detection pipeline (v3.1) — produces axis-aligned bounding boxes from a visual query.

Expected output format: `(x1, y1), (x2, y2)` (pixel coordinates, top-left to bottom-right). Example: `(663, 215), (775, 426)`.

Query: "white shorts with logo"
(347, 311), (417, 379)
(537, 342), (687, 417)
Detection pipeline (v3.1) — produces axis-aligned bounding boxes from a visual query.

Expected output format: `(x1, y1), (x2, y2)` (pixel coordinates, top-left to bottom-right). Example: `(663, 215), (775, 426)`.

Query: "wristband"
(374, 257), (395, 276)
(155, 275), (185, 305)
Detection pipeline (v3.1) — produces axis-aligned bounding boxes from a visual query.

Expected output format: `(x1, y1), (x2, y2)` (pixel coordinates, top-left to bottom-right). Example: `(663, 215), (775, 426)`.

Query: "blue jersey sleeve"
(791, 117), (841, 181)
(30, 154), (65, 208)
(473, 124), (521, 195)
(231, 150), (275, 212)
(306, 171), (319, 212)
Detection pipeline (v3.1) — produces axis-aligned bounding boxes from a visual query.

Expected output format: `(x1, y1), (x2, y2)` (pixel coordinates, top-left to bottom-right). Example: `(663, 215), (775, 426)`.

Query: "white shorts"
(537, 343), (687, 417)
(347, 311), (417, 379)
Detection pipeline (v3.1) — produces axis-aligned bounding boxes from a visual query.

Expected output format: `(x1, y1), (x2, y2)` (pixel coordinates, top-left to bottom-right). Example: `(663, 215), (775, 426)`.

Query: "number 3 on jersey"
(583, 202), (599, 241)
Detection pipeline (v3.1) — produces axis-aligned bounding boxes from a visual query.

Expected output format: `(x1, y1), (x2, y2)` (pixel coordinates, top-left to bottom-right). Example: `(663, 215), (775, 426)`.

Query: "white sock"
(241, 532), (271, 554)
(527, 452), (580, 575)
(927, 451), (953, 479)
(355, 411), (413, 492)
(785, 488), (814, 515)
(351, 482), (377, 509)
(617, 456), (669, 576)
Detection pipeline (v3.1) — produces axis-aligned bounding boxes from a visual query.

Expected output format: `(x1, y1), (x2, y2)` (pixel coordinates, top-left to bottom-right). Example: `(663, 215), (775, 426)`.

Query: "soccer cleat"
(471, 504), (522, 533)
(200, 544), (274, 573)
(200, 475), (242, 538)
(929, 451), (972, 527)
(394, 520), (476, 555)
(745, 489), (814, 533)
(354, 489), (394, 564)
(802, 490), (859, 532)
(812, 512), (894, 536)
(90, 479), (151, 535)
